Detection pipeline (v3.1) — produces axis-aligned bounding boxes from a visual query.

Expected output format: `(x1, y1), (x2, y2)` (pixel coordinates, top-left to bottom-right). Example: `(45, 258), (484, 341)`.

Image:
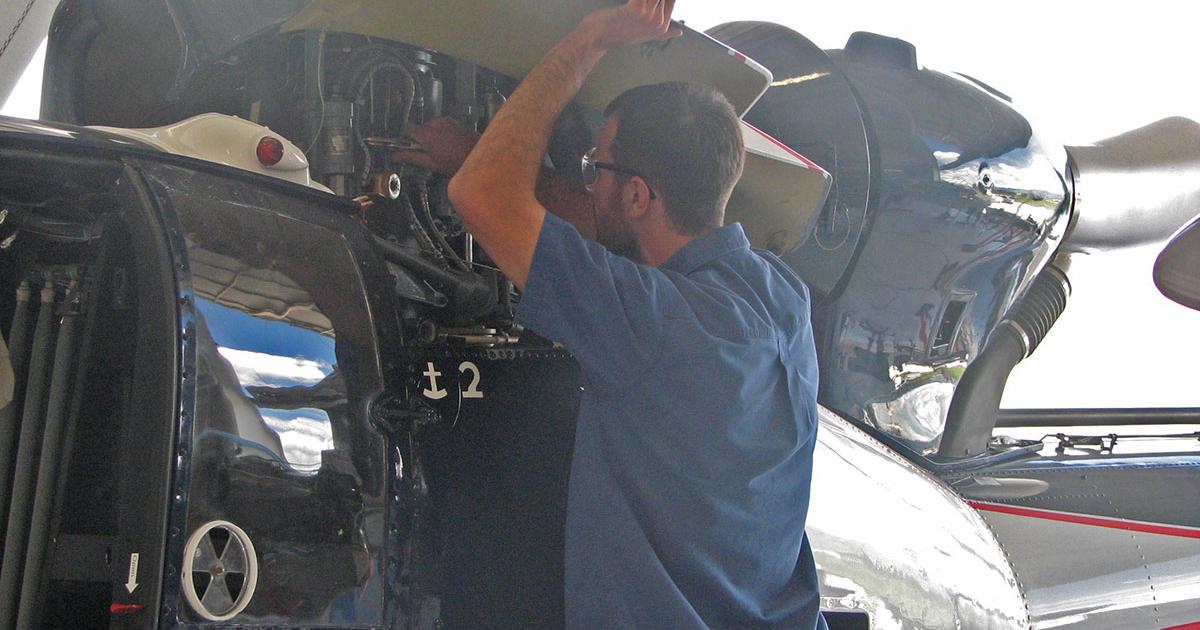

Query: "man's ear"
(624, 176), (654, 221)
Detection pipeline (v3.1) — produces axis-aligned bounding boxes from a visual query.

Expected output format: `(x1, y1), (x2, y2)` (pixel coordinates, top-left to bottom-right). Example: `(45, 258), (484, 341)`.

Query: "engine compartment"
(41, 1), (840, 362)
(268, 32), (588, 344)
(45, 10), (597, 348)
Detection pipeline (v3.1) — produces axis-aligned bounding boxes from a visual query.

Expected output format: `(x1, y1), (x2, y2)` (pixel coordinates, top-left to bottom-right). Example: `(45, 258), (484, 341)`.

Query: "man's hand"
(393, 117), (480, 176)
(577, 0), (683, 53)
(396, 116), (593, 237)
(448, 0), (684, 289)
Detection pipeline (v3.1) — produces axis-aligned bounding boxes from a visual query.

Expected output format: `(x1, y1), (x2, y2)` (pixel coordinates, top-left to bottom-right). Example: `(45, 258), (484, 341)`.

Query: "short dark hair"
(603, 82), (745, 235)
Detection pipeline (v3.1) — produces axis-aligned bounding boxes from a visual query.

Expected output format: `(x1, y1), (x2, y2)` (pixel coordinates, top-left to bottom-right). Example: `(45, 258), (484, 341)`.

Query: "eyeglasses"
(580, 147), (657, 199)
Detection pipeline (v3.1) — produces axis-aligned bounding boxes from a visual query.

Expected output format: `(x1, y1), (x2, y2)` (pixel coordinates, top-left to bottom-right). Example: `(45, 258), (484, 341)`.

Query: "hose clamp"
(1003, 319), (1033, 358)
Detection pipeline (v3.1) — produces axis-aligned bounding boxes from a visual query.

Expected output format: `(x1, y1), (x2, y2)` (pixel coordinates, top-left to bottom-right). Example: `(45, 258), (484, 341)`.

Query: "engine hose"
(936, 263), (1072, 460)
(1001, 264), (1071, 358)
(17, 280), (82, 629)
(352, 60), (416, 188)
(417, 182), (469, 272)
(351, 60), (419, 130)
(342, 46), (422, 125)
(399, 186), (446, 267)
(372, 236), (493, 318)
(342, 48), (423, 188)
(352, 61), (416, 189)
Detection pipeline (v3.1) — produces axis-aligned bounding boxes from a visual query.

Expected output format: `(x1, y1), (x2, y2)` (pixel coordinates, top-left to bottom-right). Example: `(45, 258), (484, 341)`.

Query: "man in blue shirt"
(413, 1), (825, 627)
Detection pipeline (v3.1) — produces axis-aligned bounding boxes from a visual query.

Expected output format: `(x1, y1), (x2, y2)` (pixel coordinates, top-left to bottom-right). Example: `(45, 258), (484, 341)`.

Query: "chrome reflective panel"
(705, 26), (1072, 454)
(148, 164), (389, 626)
(191, 248), (337, 473)
(816, 60), (1070, 453)
(808, 408), (1027, 628)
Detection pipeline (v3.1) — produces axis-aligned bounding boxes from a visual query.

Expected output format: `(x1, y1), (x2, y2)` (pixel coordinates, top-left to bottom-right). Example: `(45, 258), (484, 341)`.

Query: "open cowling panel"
(0, 130), (180, 629)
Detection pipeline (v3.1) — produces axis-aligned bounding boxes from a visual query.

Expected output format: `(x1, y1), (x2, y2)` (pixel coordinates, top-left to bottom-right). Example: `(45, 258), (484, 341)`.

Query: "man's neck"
(640, 228), (711, 268)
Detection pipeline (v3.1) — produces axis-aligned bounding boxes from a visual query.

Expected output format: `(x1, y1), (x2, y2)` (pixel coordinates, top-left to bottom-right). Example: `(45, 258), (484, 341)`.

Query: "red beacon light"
(256, 136), (285, 167)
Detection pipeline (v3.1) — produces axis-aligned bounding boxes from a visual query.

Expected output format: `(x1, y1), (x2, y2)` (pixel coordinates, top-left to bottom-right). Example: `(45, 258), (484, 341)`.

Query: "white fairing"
(731, 122), (831, 254)
(282, 0), (772, 116)
(1154, 213), (1200, 311)
(810, 409), (1029, 628)
(88, 113), (333, 193)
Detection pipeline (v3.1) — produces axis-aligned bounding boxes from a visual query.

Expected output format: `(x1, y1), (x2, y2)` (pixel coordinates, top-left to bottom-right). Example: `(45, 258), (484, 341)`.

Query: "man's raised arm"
(445, 0), (681, 289)
(394, 119), (597, 239)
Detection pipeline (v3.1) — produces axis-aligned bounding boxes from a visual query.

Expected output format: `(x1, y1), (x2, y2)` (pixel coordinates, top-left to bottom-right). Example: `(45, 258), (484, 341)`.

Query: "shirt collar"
(661, 222), (751, 275)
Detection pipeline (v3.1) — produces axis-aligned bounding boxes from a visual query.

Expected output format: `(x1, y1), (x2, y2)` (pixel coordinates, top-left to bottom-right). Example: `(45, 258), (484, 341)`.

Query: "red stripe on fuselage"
(1161, 622), (1200, 630)
(969, 501), (1200, 540)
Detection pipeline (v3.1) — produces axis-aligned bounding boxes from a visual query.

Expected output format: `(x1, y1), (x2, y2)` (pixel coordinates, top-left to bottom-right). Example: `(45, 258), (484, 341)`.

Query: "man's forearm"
(446, 28), (605, 288)
(452, 28), (604, 215)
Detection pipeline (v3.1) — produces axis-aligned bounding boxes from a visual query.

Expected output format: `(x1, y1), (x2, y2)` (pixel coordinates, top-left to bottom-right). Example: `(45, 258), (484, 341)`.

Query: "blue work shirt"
(517, 213), (824, 629)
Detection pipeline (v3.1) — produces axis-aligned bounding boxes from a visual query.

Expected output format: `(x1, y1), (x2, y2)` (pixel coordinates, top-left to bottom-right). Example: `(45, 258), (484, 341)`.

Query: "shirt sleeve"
(516, 212), (677, 390)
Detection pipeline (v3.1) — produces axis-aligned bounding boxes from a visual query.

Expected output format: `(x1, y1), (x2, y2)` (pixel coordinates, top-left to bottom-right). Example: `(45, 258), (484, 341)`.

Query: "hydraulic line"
(344, 48), (419, 131)
(0, 281), (31, 525)
(0, 277), (56, 626)
(417, 181), (469, 272)
(344, 47), (422, 189)
(400, 186), (447, 267)
(15, 280), (81, 628)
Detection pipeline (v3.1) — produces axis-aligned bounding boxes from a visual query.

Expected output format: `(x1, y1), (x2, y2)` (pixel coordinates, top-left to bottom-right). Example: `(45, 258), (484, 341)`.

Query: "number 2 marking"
(459, 362), (484, 399)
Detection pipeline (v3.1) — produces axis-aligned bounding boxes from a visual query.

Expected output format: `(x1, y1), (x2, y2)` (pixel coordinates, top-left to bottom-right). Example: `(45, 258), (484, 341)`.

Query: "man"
(401, 1), (825, 627)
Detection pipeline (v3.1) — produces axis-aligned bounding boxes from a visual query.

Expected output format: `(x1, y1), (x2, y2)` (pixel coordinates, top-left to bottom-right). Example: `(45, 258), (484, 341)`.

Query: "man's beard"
(593, 195), (640, 262)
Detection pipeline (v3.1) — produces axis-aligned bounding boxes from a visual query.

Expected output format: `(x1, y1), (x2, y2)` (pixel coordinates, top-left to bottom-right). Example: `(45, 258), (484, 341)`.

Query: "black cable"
(398, 186), (445, 268)
(342, 47), (422, 189)
(417, 182), (468, 273)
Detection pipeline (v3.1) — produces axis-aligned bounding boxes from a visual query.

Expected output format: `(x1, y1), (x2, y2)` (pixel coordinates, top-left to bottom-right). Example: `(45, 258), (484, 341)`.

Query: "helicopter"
(0, 0), (1198, 628)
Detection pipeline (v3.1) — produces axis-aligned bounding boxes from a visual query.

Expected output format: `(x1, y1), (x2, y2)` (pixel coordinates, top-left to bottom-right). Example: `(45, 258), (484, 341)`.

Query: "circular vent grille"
(181, 520), (259, 621)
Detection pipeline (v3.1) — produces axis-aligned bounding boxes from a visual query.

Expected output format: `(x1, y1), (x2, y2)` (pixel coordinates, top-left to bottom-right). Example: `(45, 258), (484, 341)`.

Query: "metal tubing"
(0, 278), (56, 627)
(997, 408), (1200, 428)
(935, 325), (1026, 461)
(372, 235), (493, 315)
(0, 281), (32, 528)
(16, 283), (81, 628)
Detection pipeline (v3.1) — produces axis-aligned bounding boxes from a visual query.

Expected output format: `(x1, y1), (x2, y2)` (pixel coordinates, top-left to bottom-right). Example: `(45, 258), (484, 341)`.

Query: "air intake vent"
(933, 297), (971, 357)
(845, 32), (918, 70)
(182, 520), (258, 621)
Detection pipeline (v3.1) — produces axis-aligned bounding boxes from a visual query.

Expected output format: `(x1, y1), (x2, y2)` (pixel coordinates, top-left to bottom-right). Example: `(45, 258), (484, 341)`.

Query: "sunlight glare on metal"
(770, 72), (830, 87)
